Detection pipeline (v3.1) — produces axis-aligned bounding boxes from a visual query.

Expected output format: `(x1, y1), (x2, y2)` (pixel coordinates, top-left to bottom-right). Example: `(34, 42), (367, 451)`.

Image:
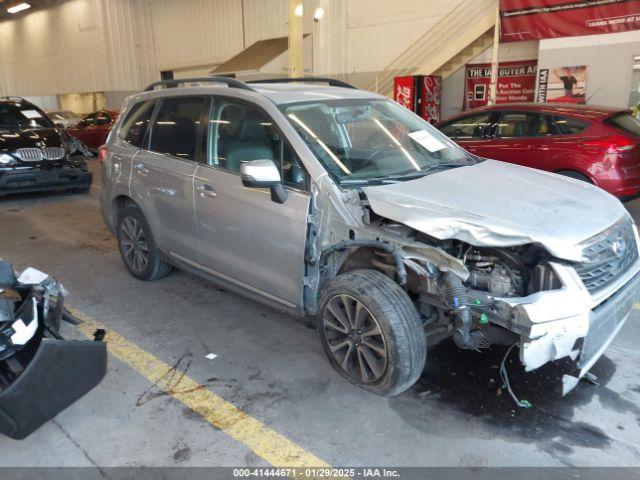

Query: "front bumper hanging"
(0, 261), (107, 440)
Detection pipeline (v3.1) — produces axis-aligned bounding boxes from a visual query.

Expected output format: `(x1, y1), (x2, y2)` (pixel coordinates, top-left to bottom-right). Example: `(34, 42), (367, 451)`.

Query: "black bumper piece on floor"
(0, 168), (92, 196)
(0, 337), (106, 440)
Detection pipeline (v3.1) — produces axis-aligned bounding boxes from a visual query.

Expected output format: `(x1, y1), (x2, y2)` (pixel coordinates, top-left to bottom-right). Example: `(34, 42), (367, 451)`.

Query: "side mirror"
(240, 159), (288, 204)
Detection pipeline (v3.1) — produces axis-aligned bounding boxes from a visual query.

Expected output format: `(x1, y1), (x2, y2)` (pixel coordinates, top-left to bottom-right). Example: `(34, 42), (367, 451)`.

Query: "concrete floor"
(1, 159), (640, 468)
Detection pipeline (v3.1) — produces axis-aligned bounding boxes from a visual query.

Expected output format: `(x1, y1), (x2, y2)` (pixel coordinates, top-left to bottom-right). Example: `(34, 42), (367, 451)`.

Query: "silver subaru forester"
(100, 77), (640, 398)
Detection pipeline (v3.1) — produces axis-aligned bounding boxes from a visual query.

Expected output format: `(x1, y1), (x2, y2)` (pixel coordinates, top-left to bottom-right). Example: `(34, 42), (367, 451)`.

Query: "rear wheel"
(556, 170), (592, 183)
(117, 205), (173, 281)
(318, 269), (426, 396)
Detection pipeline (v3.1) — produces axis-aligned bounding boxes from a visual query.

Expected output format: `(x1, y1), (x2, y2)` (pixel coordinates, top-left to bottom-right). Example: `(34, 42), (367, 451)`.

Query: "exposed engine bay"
(0, 260), (106, 440)
(302, 171), (640, 400)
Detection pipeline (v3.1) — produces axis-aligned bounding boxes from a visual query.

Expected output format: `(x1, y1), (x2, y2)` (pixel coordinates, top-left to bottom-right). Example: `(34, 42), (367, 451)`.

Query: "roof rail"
(143, 76), (256, 92)
(248, 77), (357, 89)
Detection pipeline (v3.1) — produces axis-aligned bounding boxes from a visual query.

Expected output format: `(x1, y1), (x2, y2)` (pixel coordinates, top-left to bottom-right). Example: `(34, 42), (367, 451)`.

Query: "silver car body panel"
(362, 159), (627, 263)
(102, 82), (640, 394)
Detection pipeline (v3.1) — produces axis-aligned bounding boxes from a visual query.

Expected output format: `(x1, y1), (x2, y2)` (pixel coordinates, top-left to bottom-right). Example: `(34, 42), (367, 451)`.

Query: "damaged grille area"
(575, 219), (638, 293)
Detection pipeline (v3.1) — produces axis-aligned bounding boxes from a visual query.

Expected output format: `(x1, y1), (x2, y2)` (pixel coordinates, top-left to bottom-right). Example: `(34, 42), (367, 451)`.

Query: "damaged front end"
(0, 261), (106, 440)
(304, 173), (640, 400)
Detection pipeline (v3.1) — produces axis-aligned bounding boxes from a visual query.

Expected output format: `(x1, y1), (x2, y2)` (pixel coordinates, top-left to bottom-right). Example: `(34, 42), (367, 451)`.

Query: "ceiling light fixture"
(294, 3), (303, 18)
(314, 7), (325, 22)
(7, 2), (31, 14)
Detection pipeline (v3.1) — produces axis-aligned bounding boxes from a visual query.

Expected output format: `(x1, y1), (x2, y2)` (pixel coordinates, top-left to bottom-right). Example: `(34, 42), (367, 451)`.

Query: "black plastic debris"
(0, 260), (106, 440)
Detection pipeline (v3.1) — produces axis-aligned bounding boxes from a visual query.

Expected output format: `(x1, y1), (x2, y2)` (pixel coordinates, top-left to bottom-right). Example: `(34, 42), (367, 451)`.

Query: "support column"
(288, 0), (304, 78)
(488, 6), (501, 105)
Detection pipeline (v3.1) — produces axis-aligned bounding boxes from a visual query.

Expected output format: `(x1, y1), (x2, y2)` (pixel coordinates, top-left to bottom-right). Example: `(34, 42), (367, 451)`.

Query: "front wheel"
(318, 269), (426, 396)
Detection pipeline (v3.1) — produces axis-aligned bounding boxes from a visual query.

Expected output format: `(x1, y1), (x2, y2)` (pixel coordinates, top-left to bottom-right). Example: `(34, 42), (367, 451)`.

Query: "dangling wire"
(499, 344), (533, 409)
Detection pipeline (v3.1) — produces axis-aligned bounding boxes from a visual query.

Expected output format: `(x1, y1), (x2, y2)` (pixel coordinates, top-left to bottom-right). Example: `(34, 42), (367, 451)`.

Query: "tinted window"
(440, 113), (493, 139)
(497, 112), (552, 138)
(95, 112), (111, 125)
(119, 100), (156, 148)
(209, 99), (308, 190)
(0, 102), (54, 129)
(149, 97), (207, 161)
(606, 113), (640, 137)
(553, 115), (589, 135)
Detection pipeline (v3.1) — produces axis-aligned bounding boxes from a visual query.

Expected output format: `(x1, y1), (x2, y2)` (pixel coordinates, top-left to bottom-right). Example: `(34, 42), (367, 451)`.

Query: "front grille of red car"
(575, 219), (638, 293)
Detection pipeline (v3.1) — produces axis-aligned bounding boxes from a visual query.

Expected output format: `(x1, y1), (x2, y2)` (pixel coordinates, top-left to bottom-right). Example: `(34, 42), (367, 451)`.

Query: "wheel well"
(111, 195), (136, 227)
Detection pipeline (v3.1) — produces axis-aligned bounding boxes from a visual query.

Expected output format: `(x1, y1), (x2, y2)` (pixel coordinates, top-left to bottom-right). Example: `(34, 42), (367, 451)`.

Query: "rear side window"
(439, 113), (493, 139)
(119, 100), (156, 147)
(149, 97), (207, 161)
(606, 113), (640, 137)
(553, 115), (590, 135)
(497, 112), (552, 138)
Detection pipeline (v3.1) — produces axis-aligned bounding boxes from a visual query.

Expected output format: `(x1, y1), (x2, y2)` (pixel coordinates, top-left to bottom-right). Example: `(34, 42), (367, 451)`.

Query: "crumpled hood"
(363, 160), (628, 262)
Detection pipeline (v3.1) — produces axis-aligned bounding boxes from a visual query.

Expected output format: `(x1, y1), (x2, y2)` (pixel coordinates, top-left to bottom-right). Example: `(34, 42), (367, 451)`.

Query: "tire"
(556, 170), (592, 183)
(116, 205), (173, 281)
(318, 269), (426, 396)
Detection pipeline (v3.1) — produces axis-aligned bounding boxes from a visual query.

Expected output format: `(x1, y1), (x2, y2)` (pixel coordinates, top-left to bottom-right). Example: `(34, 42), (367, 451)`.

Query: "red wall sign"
(464, 60), (537, 109)
(500, 0), (640, 42)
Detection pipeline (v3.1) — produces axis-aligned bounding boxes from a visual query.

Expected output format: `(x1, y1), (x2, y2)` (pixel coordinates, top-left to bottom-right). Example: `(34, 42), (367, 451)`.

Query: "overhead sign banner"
(500, 0), (640, 42)
(464, 60), (537, 109)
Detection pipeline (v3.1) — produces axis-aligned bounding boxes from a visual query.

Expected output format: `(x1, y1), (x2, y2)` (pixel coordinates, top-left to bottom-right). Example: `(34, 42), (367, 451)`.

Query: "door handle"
(134, 162), (149, 174)
(196, 184), (217, 198)
(530, 145), (550, 151)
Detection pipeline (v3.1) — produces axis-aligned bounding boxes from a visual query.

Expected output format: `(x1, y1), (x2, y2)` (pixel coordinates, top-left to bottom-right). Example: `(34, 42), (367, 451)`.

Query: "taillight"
(98, 145), (109, 163)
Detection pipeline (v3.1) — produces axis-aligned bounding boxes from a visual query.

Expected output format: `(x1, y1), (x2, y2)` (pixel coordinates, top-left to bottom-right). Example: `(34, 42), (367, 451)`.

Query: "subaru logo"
(612, 238), (626, 256)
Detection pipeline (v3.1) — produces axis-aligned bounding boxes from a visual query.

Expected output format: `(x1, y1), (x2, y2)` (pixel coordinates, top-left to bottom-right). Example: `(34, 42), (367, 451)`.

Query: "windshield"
(49, 111), (78, 121)
(282, 98), (477, 184)
(0, 103), (54, 130)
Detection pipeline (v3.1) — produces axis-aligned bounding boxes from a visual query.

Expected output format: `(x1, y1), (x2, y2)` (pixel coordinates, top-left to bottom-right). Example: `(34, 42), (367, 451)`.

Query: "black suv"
(0, 97), (92, 196)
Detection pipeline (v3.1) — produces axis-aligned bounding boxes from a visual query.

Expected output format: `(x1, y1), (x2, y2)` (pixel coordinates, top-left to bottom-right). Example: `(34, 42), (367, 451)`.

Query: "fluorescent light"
(7, 2), (31, 14)
(294, 3), (303, 17)
(313, 7), (324, 21)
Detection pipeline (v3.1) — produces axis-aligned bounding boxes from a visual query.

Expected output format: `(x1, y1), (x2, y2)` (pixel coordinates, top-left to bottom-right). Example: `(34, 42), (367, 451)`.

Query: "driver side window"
(208, 99), (308, 190)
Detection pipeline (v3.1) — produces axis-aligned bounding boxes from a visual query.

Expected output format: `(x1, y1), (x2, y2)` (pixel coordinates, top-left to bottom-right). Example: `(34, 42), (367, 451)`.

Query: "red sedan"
(67, 110), (118, 150)
(437, 103), (640, 198)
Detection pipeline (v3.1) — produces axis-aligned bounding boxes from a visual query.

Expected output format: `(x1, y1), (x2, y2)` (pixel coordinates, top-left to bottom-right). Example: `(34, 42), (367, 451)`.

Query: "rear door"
(438, 111), (497, 157)
(489, 110), (542, 167)
(193, 96), (310, 309)
(131, 96), (208, 262)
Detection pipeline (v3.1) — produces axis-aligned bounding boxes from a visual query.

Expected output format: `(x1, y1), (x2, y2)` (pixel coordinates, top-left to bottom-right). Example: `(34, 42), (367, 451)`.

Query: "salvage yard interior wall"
(440, 40), (539, 121)
(0, 0), (469, 101)
(537, 29), (640, 109)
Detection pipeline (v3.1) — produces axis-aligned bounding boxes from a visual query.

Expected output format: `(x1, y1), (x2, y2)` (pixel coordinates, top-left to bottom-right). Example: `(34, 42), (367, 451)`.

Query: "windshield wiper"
(339, 178), (398, 186)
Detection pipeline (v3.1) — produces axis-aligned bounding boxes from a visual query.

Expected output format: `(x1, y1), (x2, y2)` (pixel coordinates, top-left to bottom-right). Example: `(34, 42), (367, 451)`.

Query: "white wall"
(537, 30), (640, 108)
(0, 0), (467, 98)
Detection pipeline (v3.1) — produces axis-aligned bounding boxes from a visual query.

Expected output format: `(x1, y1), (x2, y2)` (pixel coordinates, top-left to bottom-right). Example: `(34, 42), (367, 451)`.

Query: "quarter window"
(149, 97), (207, 161)
(553, 115), (590, 135)
(119, 100), (156, 148)
(440, 113), (493, 139)
(209, 99), (308, 190)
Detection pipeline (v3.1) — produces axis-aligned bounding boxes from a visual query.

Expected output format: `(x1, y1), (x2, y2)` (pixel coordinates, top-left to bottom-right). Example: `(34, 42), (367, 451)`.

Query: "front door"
(194, 97), (310, 308)
(439, 111), (497, 158)
(130, 96), (209, 261)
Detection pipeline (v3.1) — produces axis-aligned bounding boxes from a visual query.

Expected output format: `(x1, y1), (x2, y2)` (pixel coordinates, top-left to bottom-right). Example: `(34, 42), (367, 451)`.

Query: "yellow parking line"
(67, 306), (330, 468)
